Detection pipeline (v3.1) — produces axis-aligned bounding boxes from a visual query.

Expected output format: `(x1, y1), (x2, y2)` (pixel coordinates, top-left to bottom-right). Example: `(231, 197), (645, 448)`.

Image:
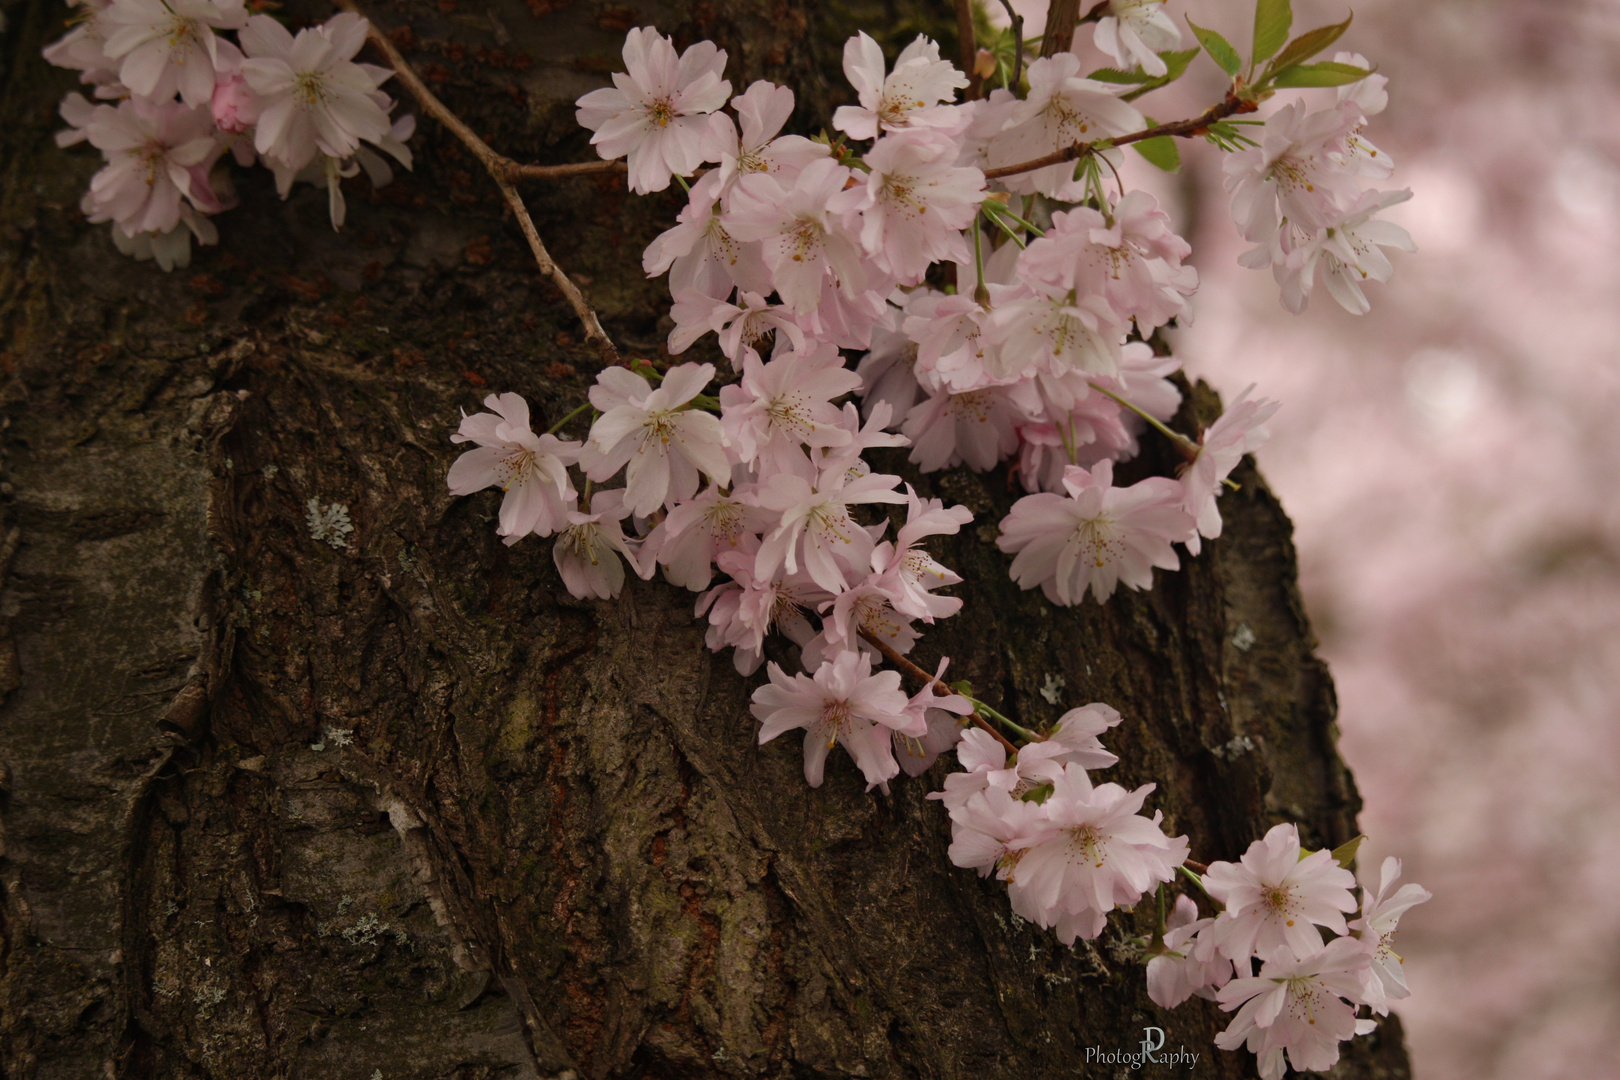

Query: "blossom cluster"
(443, 13), (1428, 1076)
(1149, 826), (1431, 1079)
(43, 0), (413, 269)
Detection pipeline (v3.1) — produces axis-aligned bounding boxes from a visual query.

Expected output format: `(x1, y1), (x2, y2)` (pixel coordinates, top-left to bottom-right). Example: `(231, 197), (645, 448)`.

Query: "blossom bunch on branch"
(44, 0), (414, 268)
(430, 2), (1425, 1074)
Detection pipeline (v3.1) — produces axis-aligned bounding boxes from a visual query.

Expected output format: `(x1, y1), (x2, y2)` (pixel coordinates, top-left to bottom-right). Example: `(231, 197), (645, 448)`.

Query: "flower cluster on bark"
(441, 11), (1431, 1072)
(43, 0), (413, 268)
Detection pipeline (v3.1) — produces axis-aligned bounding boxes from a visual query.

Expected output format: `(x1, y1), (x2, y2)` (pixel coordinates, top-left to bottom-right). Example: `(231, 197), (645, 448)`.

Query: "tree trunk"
(0, 1), (1414, 1077)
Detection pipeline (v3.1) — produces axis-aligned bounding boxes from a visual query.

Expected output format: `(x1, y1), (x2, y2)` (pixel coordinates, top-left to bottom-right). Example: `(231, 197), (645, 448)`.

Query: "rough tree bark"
(0, 1), (1415, 1077)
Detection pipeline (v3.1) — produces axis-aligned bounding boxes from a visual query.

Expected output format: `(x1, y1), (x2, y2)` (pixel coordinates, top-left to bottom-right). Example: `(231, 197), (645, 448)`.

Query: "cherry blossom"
(1005, 763), (1189, 944)
(1203, 823), (1360, 963)
(725, 158), (869, 313)
(1146, 895), (1233, 1009)
(832, 32), (968, 142)
(869, 488), (973, 621)
(1350, 856), (1432, 1005)
(1093, 1), (1181, 77)
(719, 345), (862, 474)
(553, 490), (642, 600)
(751, 650), (918, 789)
(581, 362), (731, 517)
(575, 26), (731, 194)
(1215, 937), (1376, 1079)
(102, 0), (248, 108)
(986, 55), (1144, 199)
(447, 392), (581, 543)
(240, 13), (393, 171)
(1181, 387), (1280, 554)
(998, 459), (1191, 605)
(82, 98), (220, 236)
(639, 484), (765, 591)
(1224, 101), (1364, 247)
(848, 130), (985, 281)
(753, 466), (907, 594)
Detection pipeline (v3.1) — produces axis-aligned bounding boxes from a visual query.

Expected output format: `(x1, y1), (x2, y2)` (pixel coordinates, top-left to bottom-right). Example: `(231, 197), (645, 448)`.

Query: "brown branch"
(335, 0), (621, 364)
(1038, 0), (1082, 58)
(1185, 859), (1209, 875)
(980, 93), (1257, 181)
(955, 0), (982, 100)
(506, 160), (627, 180)
(857, 629), (1019, 757)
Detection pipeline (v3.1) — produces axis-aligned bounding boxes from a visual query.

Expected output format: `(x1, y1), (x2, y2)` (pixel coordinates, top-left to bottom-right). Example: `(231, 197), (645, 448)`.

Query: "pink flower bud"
(211, 75), (260, 135)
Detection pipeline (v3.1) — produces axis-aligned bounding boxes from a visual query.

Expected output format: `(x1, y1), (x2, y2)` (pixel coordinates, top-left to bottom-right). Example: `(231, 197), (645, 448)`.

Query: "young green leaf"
(1252, 0), (1293, 66)
(1330, 834), (1367, 870)
(1088, 65), (1158, 85)
(1271, 60), (1372, 87)
(1186, 18), (1242, 78)
(1262, 12), (1354, 79)
(1132, 135), (1181, 172)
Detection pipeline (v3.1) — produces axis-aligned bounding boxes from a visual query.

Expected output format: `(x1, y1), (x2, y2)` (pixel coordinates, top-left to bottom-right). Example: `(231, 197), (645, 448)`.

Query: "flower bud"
(212, 75), (261, 135)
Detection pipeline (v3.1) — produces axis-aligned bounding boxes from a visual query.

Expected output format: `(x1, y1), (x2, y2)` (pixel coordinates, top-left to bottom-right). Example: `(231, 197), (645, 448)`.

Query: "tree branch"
(335, 0), (621, 364)
(955, 0), (982, 100)
(980, 93), (1257, 181)
(858, 629), (1019, 756)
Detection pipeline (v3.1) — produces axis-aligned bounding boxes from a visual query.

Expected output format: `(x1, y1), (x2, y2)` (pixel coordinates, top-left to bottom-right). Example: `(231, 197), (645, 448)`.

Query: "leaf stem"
(546, 401), (592, 435)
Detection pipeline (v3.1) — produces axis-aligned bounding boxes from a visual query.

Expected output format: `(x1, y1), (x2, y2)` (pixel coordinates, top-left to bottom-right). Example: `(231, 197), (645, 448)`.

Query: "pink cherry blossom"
(1275, 188), (1416, 316)
(892, 657), (973, 777)
(574, 26), (731, 194)
(869, 487), (973, 621)
(447, 392), (581, 543)
(901, 384), (1028, 472)
(240, 13), (393, 171)
(753, 466), (907, 594)
(998, 458), (1191, 605)
(639, 484), (766, 591)
(942, 785), (1056, 879)
(832, 32), (968, 142)
(725, 158), (869, 313)
(1215, 937), (1375, 1079)
(1203, 822), (1360, 963)
(706, 79), (828, 189)
(1146, 894), (1233, 1009)
(103, 0), (248, 108)
(642, 170), (771, 301)
(719, 345), (861, 474)
(1093, 1), (1181, 77)
(698, 549), (828, 675)
(581, 362), (731, 517)
(1223, 101), (1365, 247)
(1005, 763), (1189, 944)
(43, 0), (122, 88)
(848, 130), (985, 281)
(552, 489), (642, 600)
(1181, 386), (1280, 554)
(1350, 856), (1431, 1006)
(751, 650), (918, 789)
(82, 98), (220, 236)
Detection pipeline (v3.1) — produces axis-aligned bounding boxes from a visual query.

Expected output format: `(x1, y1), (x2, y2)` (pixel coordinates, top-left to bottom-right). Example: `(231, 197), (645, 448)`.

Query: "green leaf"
(1253, 0), (1293, 65)
(1331, 835), (1367, 870)
(1132, 135), (1180, 172)
(1020, 783), (1055, 805)
(1262, 12), (1354, 79)
(1271, 60), (1372, 87)
(1088, 65), (1157, 85)
(1186, 18), (1242, 77)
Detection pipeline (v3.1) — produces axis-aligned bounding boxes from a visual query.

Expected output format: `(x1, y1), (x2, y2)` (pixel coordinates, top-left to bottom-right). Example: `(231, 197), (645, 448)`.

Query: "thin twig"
(507, 160), (628, 180)
(981, 93), (1258, 181)
(335, 0), (621, 364)
(857, 630), (1019, 756)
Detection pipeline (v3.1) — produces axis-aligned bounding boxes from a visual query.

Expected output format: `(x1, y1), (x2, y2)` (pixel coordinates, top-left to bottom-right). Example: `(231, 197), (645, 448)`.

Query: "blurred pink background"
(997, 1), (1620, 1076)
